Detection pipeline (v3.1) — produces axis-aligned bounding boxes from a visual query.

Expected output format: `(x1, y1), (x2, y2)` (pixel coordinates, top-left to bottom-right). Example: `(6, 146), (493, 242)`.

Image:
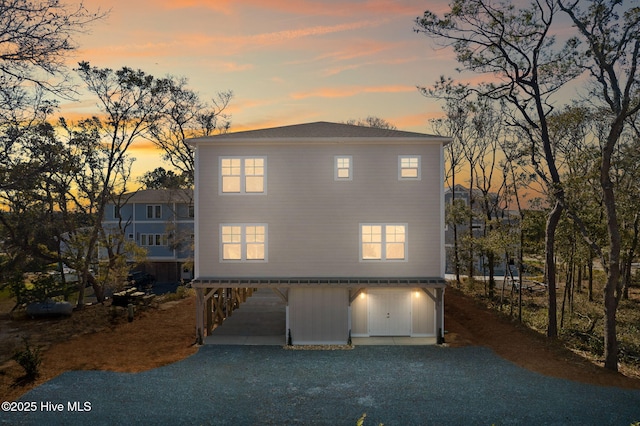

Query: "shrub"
(9, 272), (72, 306)
(161, 285), (195, 302)
(12, 338), (42, 381)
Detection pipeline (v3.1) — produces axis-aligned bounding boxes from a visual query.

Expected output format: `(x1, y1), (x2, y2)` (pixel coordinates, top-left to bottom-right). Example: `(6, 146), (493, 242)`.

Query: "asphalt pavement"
(3, 345), (640, 425)
(4, 289), (640, 425)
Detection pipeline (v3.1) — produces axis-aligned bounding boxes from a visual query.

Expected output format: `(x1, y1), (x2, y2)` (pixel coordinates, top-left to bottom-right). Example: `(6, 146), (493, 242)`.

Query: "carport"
(193, 277), (446, 346)
(204, 288), (286, 345)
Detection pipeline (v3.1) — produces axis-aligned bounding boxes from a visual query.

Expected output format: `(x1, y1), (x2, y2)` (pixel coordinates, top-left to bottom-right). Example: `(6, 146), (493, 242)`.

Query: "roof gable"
(116, 189), (193, 204)
(187, 121), (450, 145)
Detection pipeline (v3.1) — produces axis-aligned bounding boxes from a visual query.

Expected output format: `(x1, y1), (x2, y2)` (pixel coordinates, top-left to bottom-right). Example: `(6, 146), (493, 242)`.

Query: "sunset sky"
(61, 0), (464, 177)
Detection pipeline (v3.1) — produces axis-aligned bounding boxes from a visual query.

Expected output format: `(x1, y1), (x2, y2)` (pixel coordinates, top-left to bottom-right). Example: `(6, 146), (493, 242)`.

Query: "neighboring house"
(102, 189), (194, 282)
(188, 122), (450, 345)
(444, 184), (518, 277)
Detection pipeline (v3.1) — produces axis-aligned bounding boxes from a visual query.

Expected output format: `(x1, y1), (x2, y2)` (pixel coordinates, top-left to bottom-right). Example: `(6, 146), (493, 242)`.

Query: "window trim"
(398, 155), (421, 180)
(334, 155), (353, 181)
(140, 233), (168, 246)
(219, 223), (268, 262)
(146, 204), (162, 219)
(359, 223), (408, 262)
(219, 156), (267, 195)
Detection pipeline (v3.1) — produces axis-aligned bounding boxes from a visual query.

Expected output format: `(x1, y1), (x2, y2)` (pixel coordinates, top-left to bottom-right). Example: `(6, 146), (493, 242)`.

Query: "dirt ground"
(1, 288), (640, 403)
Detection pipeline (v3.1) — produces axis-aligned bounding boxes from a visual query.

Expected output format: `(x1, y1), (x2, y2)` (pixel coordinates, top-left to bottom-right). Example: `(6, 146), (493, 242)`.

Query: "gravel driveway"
(3, 345), (640, 425)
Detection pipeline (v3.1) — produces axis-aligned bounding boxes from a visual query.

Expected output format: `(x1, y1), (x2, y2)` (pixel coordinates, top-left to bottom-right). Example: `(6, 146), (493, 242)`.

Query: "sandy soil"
(1, 288), (639, 403)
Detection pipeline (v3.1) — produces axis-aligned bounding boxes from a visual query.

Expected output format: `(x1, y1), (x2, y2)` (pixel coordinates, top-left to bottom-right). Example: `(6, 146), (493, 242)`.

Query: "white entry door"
(368, 289), (411, 336)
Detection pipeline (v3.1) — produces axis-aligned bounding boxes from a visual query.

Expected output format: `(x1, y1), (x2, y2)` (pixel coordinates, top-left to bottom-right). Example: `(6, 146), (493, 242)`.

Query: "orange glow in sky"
(60, 0), (460, 178)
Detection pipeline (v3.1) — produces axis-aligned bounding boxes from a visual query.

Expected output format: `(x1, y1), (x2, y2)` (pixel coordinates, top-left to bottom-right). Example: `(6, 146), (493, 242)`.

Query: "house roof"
(187, 121), (451, 145)
(118, 188), (193, 204)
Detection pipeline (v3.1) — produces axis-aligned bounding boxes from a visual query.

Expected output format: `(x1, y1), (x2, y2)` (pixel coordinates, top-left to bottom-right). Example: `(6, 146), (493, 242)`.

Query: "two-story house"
(102, 189), (194, 282)
(188, 122), (450, 345)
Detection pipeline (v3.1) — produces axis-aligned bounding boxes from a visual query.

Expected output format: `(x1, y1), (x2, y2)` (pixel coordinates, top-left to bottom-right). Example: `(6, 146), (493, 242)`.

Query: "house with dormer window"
(188, 122), (450, 345)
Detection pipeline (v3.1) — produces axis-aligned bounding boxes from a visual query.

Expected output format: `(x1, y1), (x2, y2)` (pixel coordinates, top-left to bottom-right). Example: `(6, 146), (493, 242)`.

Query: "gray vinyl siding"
(412, 289), (436, 336)
(288, 287), (349, 344)
(195, 142), (443, 278)
(350, 292), (369, 336)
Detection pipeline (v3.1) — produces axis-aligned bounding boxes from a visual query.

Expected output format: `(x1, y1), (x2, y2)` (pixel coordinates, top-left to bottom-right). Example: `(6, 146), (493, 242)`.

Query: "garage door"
(368, 289), (411, 336)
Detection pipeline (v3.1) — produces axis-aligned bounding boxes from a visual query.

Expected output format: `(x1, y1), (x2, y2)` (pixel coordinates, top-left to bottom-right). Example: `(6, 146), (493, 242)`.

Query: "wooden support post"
(195, 288), (204, 345)
(233, 288), (242, 308)
(206, 294), (213, 335)
(226, 288), (233, 317)
(213, 289), (225, 324)
(436, 287), (445, 344)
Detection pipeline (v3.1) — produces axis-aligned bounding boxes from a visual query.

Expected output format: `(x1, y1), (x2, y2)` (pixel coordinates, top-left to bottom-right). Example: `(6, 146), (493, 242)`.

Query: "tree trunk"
(603, 275), (620, 371)
(601, 120), (625, 371)
(468, 186), (475, 285)
(560, 274), (568, 329)
(452, 181), (462, 287)
(602, 191), (621, 372)
(454, 222), (461, 286)
(622, 213), (639, 300)
(486, 203), (496, 299)
(588, 249), (594, 302)
(576, 263), (583, 294)
(487, 250), (496, 299)
(545, 200), (562, 338)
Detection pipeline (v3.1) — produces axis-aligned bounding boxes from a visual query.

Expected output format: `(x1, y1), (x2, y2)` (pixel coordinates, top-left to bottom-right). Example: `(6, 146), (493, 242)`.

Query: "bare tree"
(66, 62), (173, 307)
(472, 96), (509, 298)
(344, 116), (397, 130)
(415, 0), (582, 338)
(499, 126), (533, 322)
(426, 78), (467, 285)
(0, 0), (105, 122)
(558, 0), (640, 371)
(148, 78), (232, 185)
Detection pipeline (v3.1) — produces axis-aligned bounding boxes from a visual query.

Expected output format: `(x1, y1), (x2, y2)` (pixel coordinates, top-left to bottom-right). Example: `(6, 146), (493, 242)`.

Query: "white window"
(472, 222), (484, 231)
(220, 224), (267, 261)
(360, 224), (407, 261)
(334, 156), (352, 180)
(140, 233), (168, 246)
(399, 156), (421, 180)
(220, 157), (266, 194)
(146, 205), (162, 219)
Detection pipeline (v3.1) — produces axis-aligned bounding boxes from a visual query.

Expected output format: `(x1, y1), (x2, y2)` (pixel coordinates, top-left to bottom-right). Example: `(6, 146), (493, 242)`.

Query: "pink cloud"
(212, 62), (254, 73)
(246, 20), (383, 44)
(158, 0), (427, 17)
(76, 18), (385, 62)
(321, 55), (421, 77)
(290, 85), (415, 99)
(393, 112), (445, 130)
